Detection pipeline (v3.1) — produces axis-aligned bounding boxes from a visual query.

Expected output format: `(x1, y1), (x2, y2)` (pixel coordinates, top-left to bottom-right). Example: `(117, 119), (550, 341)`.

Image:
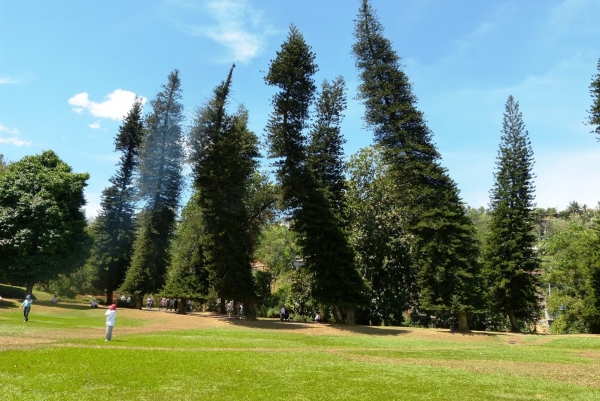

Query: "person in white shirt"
(105, 304), (117, 341)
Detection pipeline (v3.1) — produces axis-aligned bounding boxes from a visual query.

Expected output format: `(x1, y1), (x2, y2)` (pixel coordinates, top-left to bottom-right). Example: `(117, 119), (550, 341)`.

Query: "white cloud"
(0, 77), (18, 85)
(535, 149), (600, 209)
(68, 89), (146, 121)
(88, 121), (101, 129)
(0, 123), (30, 146)
(84, 191), (102, 220)
(188, 0), (276, 63)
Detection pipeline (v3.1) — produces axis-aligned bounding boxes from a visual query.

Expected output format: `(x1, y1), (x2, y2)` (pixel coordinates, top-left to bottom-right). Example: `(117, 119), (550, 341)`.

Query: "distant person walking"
(19, 295), (33, 322)
(238, 302), (244, 319)
(105, 304), (117, 341)
(146, 296), (153, 310)
(226, 300), (233, 317)
(280, 306), (286, 321)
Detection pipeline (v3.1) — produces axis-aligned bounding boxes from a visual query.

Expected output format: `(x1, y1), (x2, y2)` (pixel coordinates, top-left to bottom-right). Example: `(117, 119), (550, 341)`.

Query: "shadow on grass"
(199, 313), (413, 336)
(29, 302), (98, 311)
(195, 312), (533, 339)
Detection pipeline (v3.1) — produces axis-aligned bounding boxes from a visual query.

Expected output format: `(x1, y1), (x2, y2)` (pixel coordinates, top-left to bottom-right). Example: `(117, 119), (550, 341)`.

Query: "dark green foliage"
(245, 171), (278, 257)
(91, 98), (144, 302)
(346, 146), (413, 326)
(289, 269), (317, 322)
(540, 214), (600, 334)
(588, 58), (600, 139)
(352, 0), (481, 325)
(121, 70), (185, 298)
(188, 64), (260, 309)
(265, 25), (317, 210)
(253, 270), (273, 313)
(308, 76), (348, 215)
(484, 96), (541, 332)
(266, 26), (368, 319)
(162, 193), (209, 300)
(0, 151), (90, 293)
(254, 224), (300, 279)
(121, 208), (176, 298)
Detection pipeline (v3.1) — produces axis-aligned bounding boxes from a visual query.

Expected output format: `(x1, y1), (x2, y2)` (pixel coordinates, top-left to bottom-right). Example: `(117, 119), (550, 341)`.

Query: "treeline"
(1, 0), (600, 332)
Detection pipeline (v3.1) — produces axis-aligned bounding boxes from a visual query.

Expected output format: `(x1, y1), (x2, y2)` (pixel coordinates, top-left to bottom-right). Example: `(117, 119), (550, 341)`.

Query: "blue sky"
(1, 0), (599, 218)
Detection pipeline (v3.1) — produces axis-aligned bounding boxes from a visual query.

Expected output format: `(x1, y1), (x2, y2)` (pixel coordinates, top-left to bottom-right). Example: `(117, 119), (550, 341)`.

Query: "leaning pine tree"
(352, 0), (481, 331)
(266, 25), (367, 324)
(120, 70), (185, 308)
(91, 98), (145, 304)
(188, 64), (260, 319)
(484, 95), (541, 332)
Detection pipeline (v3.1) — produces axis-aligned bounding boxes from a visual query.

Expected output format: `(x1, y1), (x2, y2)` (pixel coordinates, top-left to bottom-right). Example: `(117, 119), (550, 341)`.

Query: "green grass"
(1, 302), (599, 401)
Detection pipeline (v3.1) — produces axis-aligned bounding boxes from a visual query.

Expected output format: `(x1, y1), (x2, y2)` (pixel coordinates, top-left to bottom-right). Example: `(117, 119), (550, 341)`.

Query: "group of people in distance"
(225, 300), (243, 319)
(141, 296), (192, 312)
(278, 306), (322, 323)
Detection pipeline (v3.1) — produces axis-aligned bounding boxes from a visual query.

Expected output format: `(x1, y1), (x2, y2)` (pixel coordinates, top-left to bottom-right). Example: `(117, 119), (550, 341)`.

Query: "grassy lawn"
(1, 299), (599, 400)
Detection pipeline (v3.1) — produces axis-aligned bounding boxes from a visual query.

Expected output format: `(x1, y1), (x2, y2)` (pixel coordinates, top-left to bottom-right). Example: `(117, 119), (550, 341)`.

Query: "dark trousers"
(23, 307), (30, 321)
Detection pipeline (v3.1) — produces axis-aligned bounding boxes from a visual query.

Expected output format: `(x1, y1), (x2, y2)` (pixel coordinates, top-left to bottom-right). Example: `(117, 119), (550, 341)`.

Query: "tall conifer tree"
(188, 65), (260, 318)
(588, 58), (600, 139)
(308, 77), (348, 216)
(266, 26), (367, 323)
(121, 70), (185, 306)
(91, 98), (144, 304)
(162, 192), (209, 314)
(352, 0), (481, 331)
(485, 96), (541, 332)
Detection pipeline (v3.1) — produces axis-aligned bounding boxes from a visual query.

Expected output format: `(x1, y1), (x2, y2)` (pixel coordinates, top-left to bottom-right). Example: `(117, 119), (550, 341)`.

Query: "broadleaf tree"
(0, 151), (90, 294)
(346, 146), (414, 326)
(352, 0), (482, 331)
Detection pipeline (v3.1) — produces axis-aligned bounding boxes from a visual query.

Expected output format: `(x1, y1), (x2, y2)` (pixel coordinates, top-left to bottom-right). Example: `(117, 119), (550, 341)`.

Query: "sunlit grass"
(1, 301), (599, 401)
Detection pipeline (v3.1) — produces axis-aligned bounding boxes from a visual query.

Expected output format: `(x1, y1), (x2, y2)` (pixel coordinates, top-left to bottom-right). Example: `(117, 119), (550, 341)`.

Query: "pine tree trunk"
(25, 282), (34, 297)
(457, 310), (470, 332)
(106, 289), (114, 306)
(245, 302), (256, 321)
(135, 295), (143, 310)
(345, 306), (355, 325)
(332, 305), (343, 323)
(177, 298), (186, 315)
(508, 310), (520, 333)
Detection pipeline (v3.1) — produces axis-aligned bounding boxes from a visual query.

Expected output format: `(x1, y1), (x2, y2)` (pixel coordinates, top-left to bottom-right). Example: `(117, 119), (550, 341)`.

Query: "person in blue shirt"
(19, 295), (33, 322)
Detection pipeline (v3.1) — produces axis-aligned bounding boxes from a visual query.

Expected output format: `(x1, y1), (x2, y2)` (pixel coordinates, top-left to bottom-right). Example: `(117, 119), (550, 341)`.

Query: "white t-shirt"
(280, 307), (285, 314)
(105, 310), (117, 326)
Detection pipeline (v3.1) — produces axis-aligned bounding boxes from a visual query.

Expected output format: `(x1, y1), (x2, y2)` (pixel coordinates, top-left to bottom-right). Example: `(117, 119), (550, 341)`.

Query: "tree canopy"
(0, 150), (90, 294)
